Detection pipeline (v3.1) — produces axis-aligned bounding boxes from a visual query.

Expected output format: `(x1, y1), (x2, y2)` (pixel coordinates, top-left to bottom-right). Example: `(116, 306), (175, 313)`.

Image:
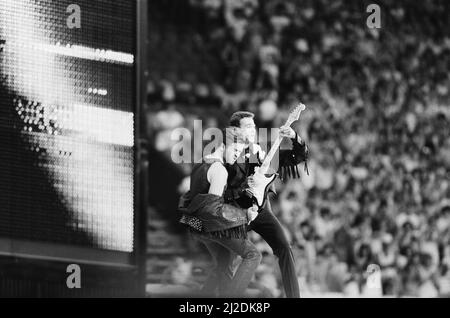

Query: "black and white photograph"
(0, 0), (449, 302)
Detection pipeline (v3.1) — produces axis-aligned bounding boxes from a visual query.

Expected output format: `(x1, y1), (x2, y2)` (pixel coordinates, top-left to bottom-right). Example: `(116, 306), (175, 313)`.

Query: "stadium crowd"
(146, 0), (450, 297)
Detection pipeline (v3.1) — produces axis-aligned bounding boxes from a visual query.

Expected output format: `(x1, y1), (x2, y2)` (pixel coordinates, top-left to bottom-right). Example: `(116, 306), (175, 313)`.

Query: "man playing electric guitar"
(224, 110), (309, 298)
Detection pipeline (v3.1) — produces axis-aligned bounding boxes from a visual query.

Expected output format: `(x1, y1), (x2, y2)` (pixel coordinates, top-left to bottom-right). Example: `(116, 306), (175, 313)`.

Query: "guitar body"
(247, 169), (278, 209)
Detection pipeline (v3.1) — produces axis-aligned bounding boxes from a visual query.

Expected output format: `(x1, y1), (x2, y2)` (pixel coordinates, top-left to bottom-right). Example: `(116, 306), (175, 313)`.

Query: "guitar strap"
(244, 147), (250, 176)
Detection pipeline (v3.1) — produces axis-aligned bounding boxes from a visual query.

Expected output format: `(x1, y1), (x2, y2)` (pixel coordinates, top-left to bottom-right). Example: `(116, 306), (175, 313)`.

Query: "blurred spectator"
(147, 0), (450, 297)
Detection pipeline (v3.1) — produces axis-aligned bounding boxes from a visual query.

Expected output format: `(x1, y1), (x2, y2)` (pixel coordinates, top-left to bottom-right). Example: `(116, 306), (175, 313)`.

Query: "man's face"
(224, 142), (246, 164)
(239, 117), (256, 144)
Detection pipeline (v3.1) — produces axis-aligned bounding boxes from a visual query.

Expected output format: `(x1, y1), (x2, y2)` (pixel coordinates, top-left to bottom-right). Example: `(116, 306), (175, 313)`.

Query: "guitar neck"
(259, 135), (283, 175)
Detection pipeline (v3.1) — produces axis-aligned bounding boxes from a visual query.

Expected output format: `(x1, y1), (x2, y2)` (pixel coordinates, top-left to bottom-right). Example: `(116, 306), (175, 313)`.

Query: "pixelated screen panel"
(0, 0), (136, 252)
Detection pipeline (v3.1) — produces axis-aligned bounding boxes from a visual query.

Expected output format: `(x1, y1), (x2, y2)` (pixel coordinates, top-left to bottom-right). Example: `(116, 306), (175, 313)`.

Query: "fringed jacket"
(224, 133), (309, 208)
(178, 159), (249, 239)
(179, 192), (248, 239)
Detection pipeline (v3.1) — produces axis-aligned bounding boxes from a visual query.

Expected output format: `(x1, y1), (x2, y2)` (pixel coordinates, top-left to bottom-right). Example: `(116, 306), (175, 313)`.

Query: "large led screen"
(0, 0), (136, 253)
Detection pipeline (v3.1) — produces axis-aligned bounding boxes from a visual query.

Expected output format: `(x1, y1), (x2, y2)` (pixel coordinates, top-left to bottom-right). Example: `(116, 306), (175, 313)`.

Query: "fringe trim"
(281, 164), (300, 181)
(182, 216), (248, 239)
(280, 160), (309, 181)
(194, 224), (248, 239)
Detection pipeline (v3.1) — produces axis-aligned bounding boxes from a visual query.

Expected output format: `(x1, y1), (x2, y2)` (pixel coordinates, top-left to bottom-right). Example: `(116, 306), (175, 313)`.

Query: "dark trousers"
(194, 233), (261, 297)
(247, 200), (300, 298)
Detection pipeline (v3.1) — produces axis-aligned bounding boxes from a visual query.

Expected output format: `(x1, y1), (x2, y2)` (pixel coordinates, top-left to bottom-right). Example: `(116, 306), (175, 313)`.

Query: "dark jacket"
(179, 192), (248, 238)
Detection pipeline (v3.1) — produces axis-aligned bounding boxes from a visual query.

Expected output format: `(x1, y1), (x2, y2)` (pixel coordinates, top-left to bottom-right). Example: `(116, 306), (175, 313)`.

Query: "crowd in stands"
(146, 0), (450, 297)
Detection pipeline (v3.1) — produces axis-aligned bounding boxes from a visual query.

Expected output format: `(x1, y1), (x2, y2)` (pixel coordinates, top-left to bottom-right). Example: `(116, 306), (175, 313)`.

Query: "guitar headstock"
(285, 103), (306, 126)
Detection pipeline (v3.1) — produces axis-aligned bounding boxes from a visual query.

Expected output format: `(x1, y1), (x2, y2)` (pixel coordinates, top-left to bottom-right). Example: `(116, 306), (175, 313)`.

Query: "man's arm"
(207, 162), (228, 196)
(278, 128), (309, 180)
(279, 132), (308, 165)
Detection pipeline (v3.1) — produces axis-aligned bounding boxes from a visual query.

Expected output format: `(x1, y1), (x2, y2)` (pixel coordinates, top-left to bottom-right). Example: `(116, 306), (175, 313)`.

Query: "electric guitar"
(246, 103), (306, 209)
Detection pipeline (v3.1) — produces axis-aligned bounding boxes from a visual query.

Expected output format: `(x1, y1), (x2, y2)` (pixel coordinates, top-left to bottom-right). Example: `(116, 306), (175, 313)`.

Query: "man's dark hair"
(229, 111), (254, 127)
